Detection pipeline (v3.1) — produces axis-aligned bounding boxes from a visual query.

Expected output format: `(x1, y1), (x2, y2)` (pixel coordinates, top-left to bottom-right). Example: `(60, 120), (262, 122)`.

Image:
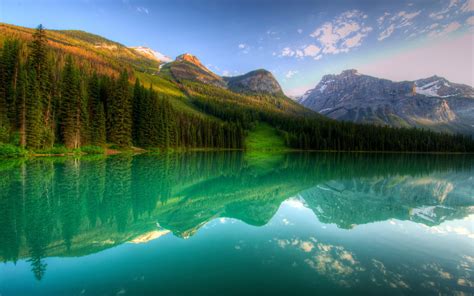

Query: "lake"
(0, 152), (473, 295)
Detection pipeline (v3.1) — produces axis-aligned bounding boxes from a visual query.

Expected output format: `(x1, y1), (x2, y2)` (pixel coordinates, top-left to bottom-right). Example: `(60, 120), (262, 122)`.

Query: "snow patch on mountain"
(130, 46), (172, 63)
(298, 89), (313, 103)
(415, 80), (442, 97)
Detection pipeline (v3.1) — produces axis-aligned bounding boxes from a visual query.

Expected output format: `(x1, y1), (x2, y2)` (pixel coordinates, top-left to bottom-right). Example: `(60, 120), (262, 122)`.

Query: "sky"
(1, 0), (473, 96)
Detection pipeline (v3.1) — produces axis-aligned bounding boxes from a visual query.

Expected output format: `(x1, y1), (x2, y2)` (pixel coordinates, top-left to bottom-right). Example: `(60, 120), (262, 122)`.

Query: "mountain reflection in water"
(0, 152), (472, 292)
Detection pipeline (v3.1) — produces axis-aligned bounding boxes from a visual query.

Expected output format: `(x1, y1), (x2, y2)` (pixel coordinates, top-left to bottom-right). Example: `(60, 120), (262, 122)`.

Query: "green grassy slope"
(245, 123), (287, 151)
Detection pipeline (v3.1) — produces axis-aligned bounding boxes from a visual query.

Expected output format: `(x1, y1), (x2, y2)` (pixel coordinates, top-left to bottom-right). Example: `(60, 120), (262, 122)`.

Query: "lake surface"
(0, 152), (473, 295)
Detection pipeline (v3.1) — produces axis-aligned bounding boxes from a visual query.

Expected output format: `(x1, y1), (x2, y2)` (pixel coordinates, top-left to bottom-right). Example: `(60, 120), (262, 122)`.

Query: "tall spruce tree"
(0, 39), (20, 133)
(88, 73), (106, 145)
(25, 68), (43, 149)
(132, 78), (142, 145)
(59, 56), (82, 149)
(107, 70), (132, 146)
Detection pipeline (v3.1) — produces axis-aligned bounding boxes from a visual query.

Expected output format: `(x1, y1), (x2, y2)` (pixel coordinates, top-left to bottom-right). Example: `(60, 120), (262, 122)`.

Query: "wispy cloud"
(238, 43), (250, 54)
(285, 70), (298, 79)
(266, 29), (281, 40)
(429, 0), (463, 20)
(222, 69), (241, 76)
(309, 10), (372, 55)
(279, 10), (370, 61)
(279, 47), (303, 58)
(377, 10), (421, 41)
(428, 21), (462, 37)
(136, 6), (149, 14)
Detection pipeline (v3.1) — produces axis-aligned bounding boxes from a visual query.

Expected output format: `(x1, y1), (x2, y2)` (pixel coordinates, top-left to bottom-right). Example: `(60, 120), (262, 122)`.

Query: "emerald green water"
(0, 152), (473, 295)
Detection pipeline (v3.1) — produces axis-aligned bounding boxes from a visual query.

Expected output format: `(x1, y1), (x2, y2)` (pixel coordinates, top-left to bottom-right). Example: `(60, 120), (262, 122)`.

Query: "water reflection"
(0, 152), (473, 283)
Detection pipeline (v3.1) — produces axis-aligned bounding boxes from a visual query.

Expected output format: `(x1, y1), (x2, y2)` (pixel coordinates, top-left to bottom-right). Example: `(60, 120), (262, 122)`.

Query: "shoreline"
(1, 146), (473, 159)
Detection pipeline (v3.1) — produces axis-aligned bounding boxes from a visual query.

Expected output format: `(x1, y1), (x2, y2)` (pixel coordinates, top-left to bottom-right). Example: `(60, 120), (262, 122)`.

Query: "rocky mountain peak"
(174, 53), (218, 76)
(414, 76), (474, 98)
(340, 69), (359, 77)
(130, 46), (172, 63)
(224, 69), (283, 95)
(296, 69), (474, 135)
(176, 53), (203, 66)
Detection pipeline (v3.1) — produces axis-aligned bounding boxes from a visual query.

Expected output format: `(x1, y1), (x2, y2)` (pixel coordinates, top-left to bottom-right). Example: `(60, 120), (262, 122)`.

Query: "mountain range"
(0, 22), (472, 153)
(297, 70), (474, 135)
(132, 46), (474, 136)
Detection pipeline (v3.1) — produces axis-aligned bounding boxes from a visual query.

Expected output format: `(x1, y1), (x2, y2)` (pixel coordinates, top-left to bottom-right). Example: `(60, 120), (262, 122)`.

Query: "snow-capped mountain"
(414, 76), (474, 98)
(297, 70), (474, 135)
(129, 46), (172, 63)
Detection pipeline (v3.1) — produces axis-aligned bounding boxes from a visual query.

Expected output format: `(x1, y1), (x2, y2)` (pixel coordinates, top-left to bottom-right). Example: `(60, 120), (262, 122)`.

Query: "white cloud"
(309, 10), (372, 55)
(396, 11), (421, 27)
(377, 9), (421, 42)
(285, 70), (298, 78)
(430, 0), (469, 20)
(136, 6), (149, 14)
(297, 28), (303, 34)
(377, 12), (390, 25)
(279, 44), (321, 59)
(280, 47), (295, 57)
(303, 44), (321, 57)
(443, 21), (462, 33)
(343, 33), (364, 48)
(428, 21), (462, 38)
(378, 24), (395, 41)
(238, 43), (250, 54)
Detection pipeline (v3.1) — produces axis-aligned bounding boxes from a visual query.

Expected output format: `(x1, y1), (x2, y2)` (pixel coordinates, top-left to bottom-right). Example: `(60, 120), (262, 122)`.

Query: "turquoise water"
(0, 152), (473, 295)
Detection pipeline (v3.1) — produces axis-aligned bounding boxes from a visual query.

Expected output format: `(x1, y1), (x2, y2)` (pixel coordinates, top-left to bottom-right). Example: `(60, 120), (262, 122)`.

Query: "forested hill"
(0, 23), (473, 154)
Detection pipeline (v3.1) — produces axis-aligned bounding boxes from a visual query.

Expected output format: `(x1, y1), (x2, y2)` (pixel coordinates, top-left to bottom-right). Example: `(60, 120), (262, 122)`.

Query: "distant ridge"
(297, 70), (474, 135)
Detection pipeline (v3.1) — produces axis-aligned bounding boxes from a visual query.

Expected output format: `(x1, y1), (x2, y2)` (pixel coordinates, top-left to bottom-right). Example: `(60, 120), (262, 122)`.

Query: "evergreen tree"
(0, 39), (20, 131)
(25, 68), (43, 149)
(107, 70), (132, 146)
(132, 78), (143, 145)
(59, 56), (82, 149)
(88, 73), (106, 144)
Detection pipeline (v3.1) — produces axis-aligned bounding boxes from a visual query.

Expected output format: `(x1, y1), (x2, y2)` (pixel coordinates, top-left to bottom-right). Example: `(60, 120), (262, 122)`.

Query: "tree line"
(0, 25), (243, 151)
(183, 81), (474, 152)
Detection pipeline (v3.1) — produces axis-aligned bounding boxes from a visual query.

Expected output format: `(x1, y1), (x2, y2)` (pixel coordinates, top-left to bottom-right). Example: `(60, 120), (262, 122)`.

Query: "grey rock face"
(298, 70), (474, 135)
(224, 69), (284, 96)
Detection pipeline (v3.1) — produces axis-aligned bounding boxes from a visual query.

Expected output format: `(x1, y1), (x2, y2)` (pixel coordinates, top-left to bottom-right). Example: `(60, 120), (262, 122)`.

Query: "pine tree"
(132, 78), (143, 145)
(0, 39), (20, 130)
(16, 65), (28, 147)
(25, 68), (43, 149)
(88, 73), (106, 145)
(107, 70), (132, 146)
(59, 56), (82, 149)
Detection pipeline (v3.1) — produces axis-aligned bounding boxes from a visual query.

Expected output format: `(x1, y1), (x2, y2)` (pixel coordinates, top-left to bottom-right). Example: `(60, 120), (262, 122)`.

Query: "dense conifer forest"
(0, 25), (243, 152)
(0, 25), (473, 154)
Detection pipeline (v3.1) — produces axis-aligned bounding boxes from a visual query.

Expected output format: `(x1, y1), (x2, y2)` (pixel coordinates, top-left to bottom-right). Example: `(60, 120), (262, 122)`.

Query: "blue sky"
(1, 0), (473, 95)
